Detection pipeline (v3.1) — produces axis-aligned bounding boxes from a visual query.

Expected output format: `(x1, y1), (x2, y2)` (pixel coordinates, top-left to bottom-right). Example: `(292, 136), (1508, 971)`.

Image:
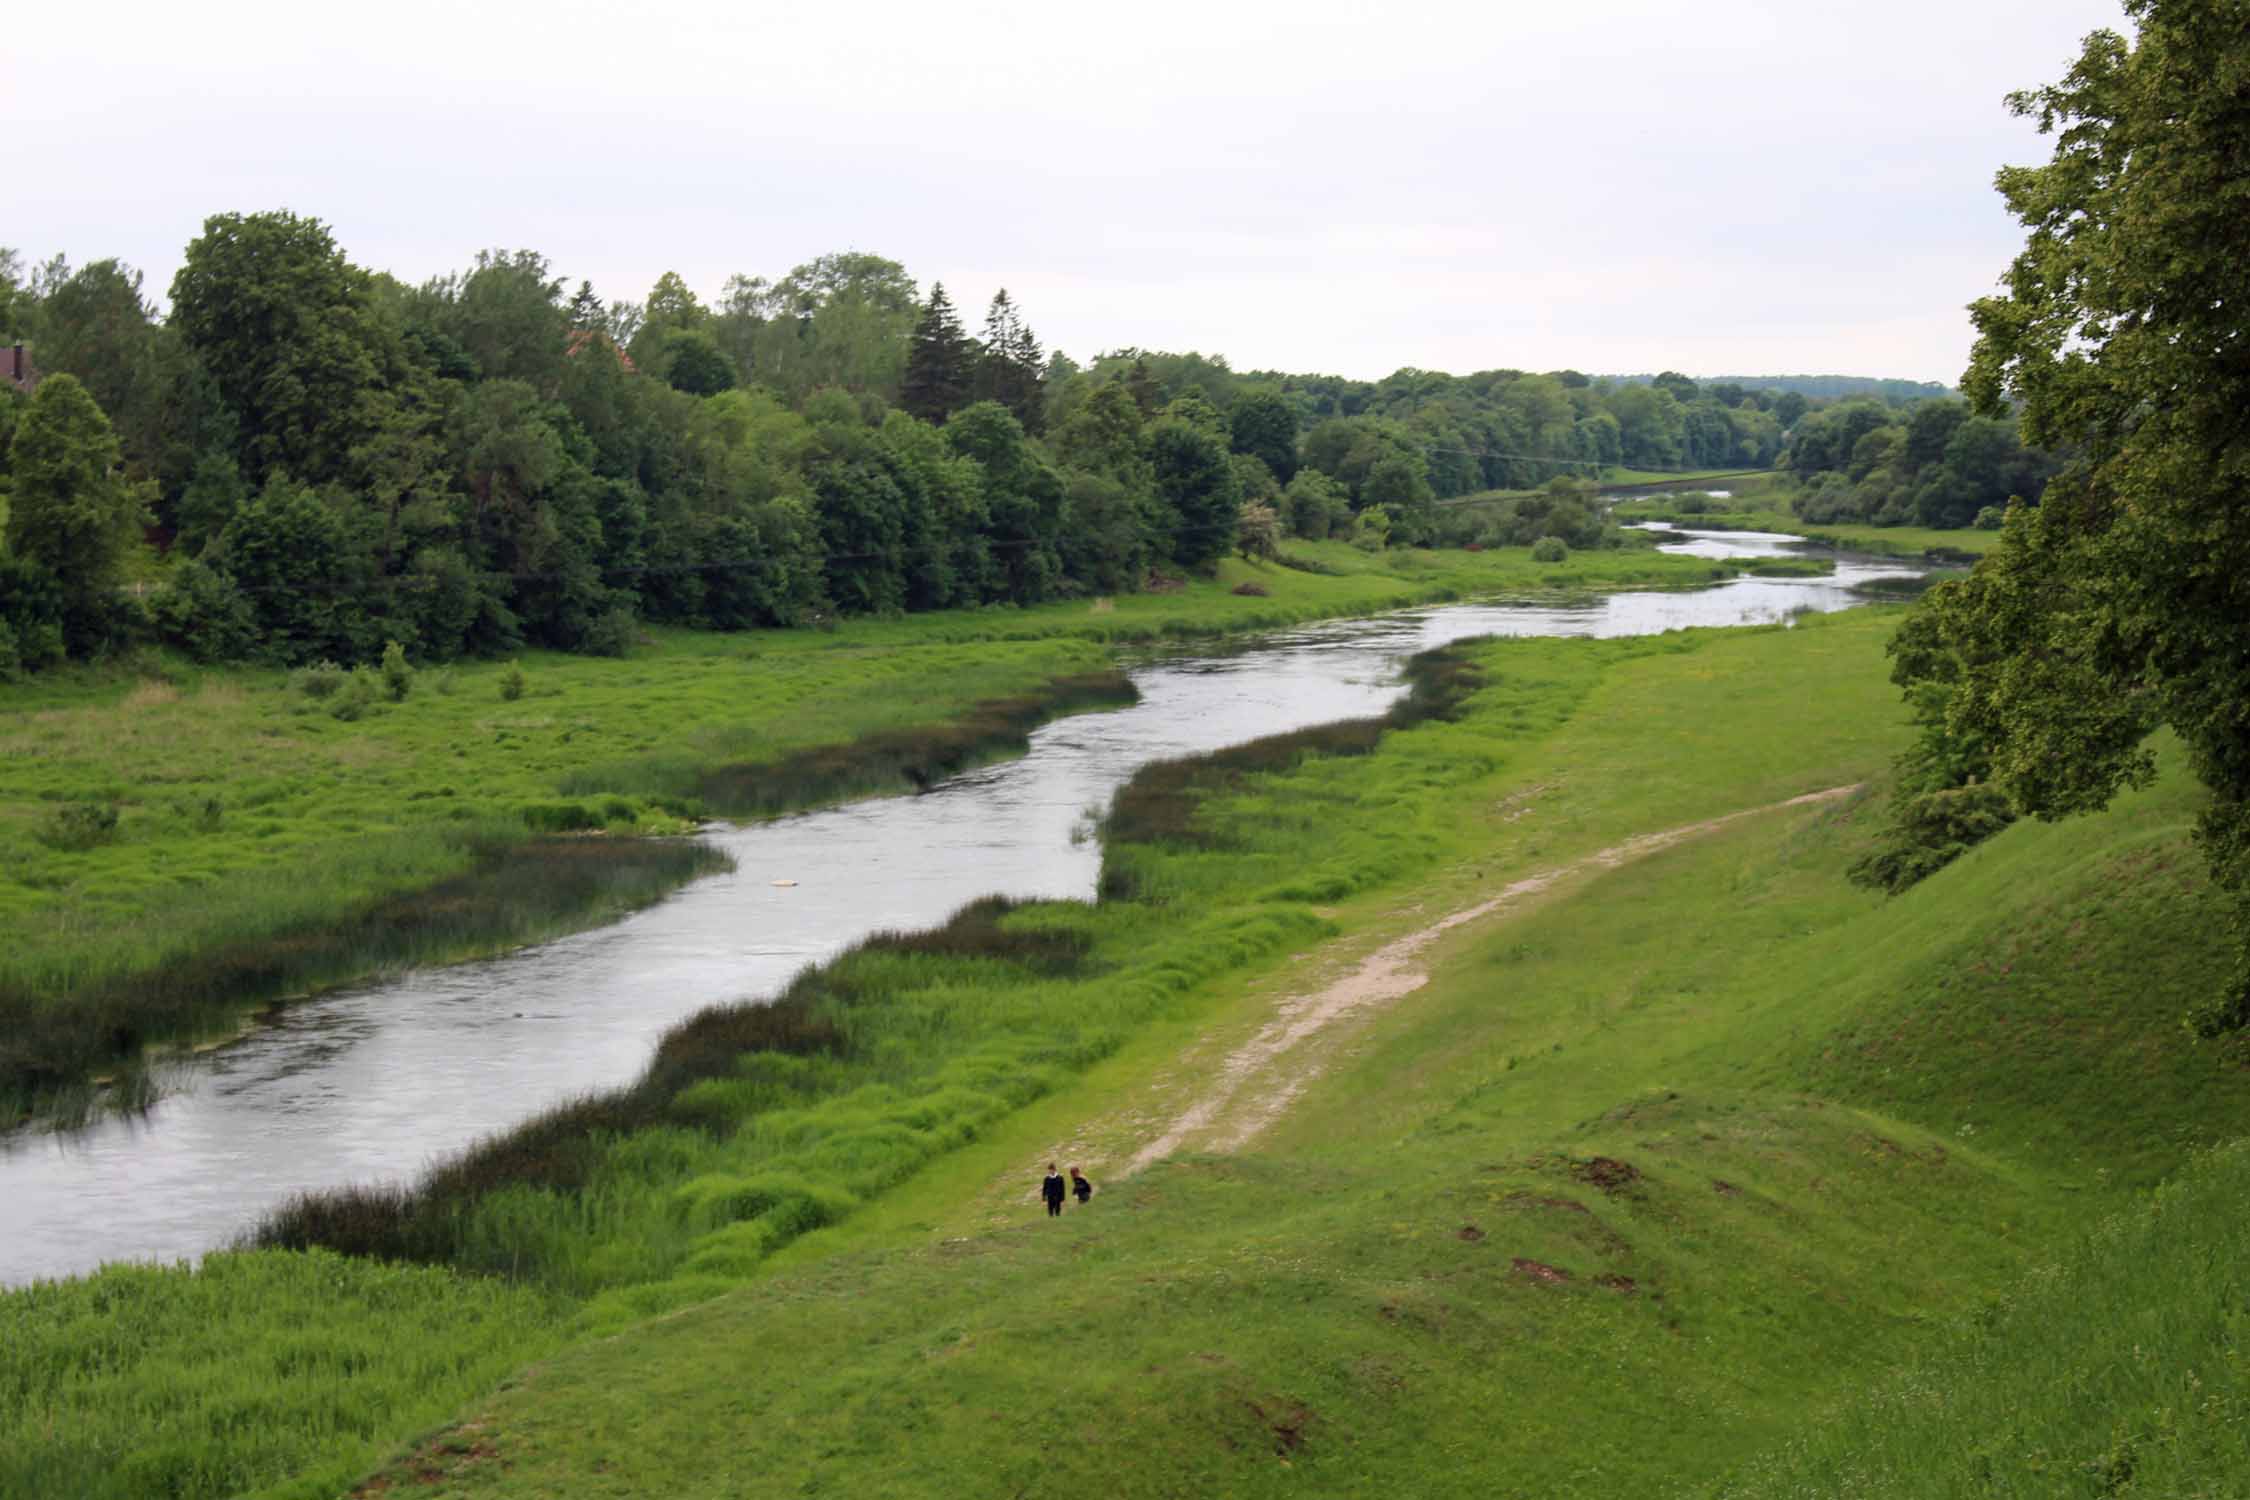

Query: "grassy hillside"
(12, 605), (2242, 1498)
(334, 646), (2242, 1498)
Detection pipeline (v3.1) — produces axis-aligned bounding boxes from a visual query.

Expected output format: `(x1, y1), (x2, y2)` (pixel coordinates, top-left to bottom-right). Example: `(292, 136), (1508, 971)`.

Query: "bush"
(150, 558), (260, 664)
(329, 668), (379, 722)
(379, 640), (414, 701)
(1974, 505), (2005, 530)
(583, 606), (639, 659)
(39, 800), (120, 851)
(1531, 535), (1570, 563)
(291, 661), (346, 700)
(499, 662), (526, 701)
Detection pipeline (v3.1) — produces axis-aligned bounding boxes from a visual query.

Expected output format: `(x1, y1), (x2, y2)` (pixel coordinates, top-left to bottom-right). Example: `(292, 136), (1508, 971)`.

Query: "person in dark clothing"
(1041, 1163), (1066, 1217)
(1070, 1166), (1092, 1205)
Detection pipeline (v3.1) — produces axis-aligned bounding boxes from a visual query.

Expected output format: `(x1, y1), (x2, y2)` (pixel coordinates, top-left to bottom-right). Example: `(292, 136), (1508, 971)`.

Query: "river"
(0, 527), (1917, 1286)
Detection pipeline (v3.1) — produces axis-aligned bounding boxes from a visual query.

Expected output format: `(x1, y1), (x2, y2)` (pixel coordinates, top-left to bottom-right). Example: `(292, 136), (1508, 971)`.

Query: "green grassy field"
(9, 599), (2239, 1498)
(346, 653), (2243, 1499)
(0, 538), (1743, 1110)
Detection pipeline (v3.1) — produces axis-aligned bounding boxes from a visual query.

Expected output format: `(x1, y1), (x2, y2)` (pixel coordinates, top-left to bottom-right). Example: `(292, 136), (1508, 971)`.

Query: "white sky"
(7, 0), (2125, 385)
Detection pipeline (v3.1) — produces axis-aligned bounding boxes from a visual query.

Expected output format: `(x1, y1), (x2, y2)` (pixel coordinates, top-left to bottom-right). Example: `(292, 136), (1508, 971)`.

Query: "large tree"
(1228, 390), (1300, 482)
(168, 211), (408, 488)
(1930, 0), (2250, 1030)
(4, 374), (151, 652)
(900, 282), (975, 424)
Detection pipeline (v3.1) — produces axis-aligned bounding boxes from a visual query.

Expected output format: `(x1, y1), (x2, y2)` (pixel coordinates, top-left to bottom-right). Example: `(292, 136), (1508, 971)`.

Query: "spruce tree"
(976, 290), (1047, 434)
(902, 282), (975, 424)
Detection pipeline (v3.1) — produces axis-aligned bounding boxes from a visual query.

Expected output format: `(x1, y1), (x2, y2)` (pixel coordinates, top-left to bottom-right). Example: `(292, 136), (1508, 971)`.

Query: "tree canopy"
(1902, 0), (2250, 1030)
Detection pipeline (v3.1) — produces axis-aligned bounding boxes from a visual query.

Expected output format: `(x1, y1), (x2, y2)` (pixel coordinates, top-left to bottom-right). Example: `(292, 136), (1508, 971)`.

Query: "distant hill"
(1603, 373), (1955, 403)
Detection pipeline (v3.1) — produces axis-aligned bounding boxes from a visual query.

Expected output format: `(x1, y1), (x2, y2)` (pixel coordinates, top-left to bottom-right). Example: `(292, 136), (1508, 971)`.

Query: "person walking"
(1041, 1163), (1067, 1217)
(1070, 1166), (1093, 1206)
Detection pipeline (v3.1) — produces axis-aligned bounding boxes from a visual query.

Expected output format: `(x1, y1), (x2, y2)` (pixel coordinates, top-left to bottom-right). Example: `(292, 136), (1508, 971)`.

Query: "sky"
(6, 0), (2127, 386)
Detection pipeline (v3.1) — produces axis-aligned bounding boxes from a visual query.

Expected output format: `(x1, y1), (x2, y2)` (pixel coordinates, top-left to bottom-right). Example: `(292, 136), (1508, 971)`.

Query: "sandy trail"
(1124, 785), (1858, 1169)
(981, 785), (1857, 1218)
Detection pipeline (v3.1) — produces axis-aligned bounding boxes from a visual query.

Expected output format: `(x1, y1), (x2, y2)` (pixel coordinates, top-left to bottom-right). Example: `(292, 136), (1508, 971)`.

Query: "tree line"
(0, 214), (1872, 677)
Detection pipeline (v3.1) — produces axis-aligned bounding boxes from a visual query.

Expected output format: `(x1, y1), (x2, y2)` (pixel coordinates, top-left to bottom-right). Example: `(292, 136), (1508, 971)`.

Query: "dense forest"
(0, 217), (2039, 677)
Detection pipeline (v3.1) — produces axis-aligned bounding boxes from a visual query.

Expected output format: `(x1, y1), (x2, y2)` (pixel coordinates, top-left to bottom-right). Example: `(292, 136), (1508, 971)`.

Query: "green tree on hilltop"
(1921, 0), (2250, 1031)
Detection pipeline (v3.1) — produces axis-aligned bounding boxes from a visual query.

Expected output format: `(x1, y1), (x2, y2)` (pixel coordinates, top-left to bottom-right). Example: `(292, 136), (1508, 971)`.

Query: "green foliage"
(1227, 390), (1299, 481)
(169, 211), (414, 490)
(290, 659), (347, 699)
(4, 373), (150, 654)
(328, 667), (378, 721)
(901, 281), (975, 424)
(0, 1250), (564, 1500)
(499, 660), (526, 701)
(1952, 0), (2250, 1030)
(379, 639), (414, 701)
(37, 799), (118, 852)
(1147, 417), (1241, 569)
(1529, 534), (1568, 563)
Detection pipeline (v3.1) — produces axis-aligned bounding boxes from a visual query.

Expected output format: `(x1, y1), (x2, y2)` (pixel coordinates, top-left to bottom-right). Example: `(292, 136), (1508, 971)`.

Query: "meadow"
(335, 637), (2247, 1499)
(0, 536), (1742, 1112)
(1606, 479), (2000, 561)
(7, 597), (2239, 1497)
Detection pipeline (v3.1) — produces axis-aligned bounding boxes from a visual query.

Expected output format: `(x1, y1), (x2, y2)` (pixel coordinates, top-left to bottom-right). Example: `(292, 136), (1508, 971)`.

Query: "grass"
(0, 537), (1746, 1110)
(342, 683), (2244, 1499)
(13, 601), (2238, 1497)
(0, 1250), (566, 1500)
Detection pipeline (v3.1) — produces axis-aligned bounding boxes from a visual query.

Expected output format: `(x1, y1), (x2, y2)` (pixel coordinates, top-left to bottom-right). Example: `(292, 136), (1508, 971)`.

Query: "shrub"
(1531, 535), (1570, 563)
(1974, 505), (2005, 530)
(499, 661), (526, 701)
(583, 606), (639, 658)
(39, 800), (120, 851)
(329, 669), (379, 722)
(379, 640), (414, 702)
(291, 661), (346, 699)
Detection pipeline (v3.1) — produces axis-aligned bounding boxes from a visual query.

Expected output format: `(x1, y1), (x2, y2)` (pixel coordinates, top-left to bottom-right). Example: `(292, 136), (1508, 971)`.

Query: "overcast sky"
(8, 0), (2126, 385)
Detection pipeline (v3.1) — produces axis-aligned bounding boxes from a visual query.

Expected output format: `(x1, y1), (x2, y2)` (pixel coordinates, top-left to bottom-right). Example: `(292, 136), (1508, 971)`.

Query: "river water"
(1, 528), (1917, 1286)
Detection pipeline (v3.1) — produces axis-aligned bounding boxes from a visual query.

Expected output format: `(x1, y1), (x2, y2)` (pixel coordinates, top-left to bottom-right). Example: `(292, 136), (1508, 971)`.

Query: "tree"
(4, 374), (150, 654)
(24, 260), (164, 469)
(901, 282), (976, 424)
(1146, 418), (1241, 570)
(169, 211), (408, 488)
(1935, 0), (2250, 1031)
(439, 250), (569, 389)
(1228, 391), (1299, 482)
(975, 290), (1046, 433)
(213, 474), (372, 663)
(657, 328), (737, 396)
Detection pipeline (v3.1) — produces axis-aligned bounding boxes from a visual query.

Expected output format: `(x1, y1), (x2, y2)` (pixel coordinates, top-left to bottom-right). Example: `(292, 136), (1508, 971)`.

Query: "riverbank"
(9, 604), (2243, 1494)
(348, 634), (2250, 1498)
(0, 537), (1751, 1115)
(0, 608), (1899, 1494)
(1608, 490), (1998, 561)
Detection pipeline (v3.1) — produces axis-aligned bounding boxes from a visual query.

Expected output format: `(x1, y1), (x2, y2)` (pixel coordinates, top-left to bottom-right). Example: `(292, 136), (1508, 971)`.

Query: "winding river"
(1, 527), (1918, 1286)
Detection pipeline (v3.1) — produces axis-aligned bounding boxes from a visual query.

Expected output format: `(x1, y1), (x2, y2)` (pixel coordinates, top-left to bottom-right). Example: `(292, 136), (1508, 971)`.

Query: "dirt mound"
(1456, 1223), (1486, 1242)
(1712, 1178), (1742, 1196)
(1594, 1273), (1638, 1295)
(1571, 1156), (1640, 1193)
(1511, 1257), (1572, 1285)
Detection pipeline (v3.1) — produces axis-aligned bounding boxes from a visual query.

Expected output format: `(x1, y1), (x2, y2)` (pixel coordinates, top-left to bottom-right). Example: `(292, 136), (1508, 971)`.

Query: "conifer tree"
(975, 290), (1046, 434)
(901, 282), (975, 424)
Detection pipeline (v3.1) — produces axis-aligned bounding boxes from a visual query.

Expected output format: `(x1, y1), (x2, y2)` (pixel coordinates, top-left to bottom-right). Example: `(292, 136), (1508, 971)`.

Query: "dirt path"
(978, 786), (1856, 1220)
